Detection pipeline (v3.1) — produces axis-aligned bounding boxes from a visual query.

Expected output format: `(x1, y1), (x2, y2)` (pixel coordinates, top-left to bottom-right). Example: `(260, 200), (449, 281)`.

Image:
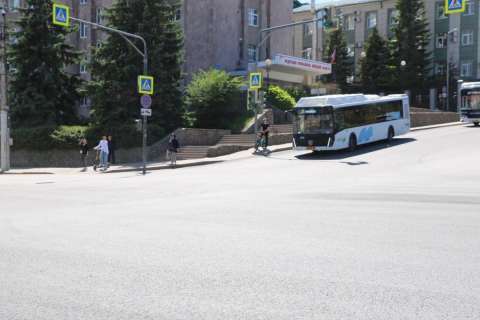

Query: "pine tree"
(8, 0), (82, 127)
(393, 0), (431, 96)
(89, 0), (184, 133)
(360, 28), (392, 94)
(325, 29), (352, 93)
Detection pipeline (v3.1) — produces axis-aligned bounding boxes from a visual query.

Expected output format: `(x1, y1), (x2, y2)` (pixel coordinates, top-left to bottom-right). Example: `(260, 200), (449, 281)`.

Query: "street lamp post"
(0, 2), (10, 172)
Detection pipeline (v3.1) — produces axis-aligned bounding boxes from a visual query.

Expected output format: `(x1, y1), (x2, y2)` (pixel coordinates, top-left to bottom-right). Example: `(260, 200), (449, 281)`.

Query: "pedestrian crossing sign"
(249, 72), (262, 90)
(445, 0), (465, 14)
(52, 3), (70, 27)
(138, 75), (154, 95)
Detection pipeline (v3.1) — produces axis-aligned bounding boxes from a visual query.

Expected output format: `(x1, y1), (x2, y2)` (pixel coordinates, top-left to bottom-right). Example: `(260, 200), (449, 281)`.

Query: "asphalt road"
(1, 125), (479, 320)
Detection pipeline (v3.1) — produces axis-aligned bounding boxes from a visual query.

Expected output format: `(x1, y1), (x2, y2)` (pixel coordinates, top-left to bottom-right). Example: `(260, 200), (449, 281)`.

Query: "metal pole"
(142, 52), (148, 175)
(446, 29), (457, 112)
(311, 1), (317, 61)
(0, 3), (10, 172)
(70, 16), (149, 174)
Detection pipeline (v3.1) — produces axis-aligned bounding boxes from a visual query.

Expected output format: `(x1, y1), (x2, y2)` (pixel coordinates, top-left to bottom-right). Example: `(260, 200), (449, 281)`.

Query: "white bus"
(459, 82), (480, 126)
(292, 94), (410, 151)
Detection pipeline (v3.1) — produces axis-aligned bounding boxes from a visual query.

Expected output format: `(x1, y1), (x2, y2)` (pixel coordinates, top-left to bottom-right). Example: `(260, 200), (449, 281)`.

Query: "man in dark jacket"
(107, 135), (116, 165)
(168, 134), (180, 166)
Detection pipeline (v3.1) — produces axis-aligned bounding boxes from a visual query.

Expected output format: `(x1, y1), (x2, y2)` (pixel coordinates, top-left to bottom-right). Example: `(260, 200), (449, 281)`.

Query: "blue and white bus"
(293, 94), (410, 151)
(460, 82), (480, 126)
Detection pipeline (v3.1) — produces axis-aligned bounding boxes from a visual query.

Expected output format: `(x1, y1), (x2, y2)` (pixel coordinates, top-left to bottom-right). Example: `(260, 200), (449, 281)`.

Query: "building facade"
(3, 0), (293, 116)
(293, 0), (480, 95)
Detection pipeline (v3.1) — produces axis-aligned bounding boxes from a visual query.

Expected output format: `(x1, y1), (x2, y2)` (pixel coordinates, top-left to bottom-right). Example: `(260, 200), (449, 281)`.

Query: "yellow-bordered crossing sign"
(249, 72), (263, 90)
(138, 75), (154, 95)
(52, 3), (70, 27)
(445, 0), (465, 14)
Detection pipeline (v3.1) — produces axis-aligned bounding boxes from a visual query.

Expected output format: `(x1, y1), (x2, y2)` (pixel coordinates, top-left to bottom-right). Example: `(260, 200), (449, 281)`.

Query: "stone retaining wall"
(11, 128), (230, 168)
(410, 112), (459, 128)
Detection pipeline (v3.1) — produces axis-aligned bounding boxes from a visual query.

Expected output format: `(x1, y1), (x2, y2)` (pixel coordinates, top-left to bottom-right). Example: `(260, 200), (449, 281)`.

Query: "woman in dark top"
(79, 138), (89, 170)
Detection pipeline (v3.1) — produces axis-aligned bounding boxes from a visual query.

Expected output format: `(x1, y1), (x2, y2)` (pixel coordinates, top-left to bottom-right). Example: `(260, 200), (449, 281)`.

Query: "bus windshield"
(462, 89), (480, 110)
(294, 107), (334, 134)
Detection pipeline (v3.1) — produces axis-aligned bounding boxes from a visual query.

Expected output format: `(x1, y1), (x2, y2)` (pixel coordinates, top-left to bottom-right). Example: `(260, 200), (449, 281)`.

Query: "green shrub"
(265, 85), (296, 111)
(186, 69), (246, 129)
(12, 124), (165, 151)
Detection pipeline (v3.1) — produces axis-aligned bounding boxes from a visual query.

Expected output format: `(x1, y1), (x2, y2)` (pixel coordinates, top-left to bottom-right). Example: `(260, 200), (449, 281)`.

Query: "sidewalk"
(1, 122), (466, 175)
(1, 143), (292, 175)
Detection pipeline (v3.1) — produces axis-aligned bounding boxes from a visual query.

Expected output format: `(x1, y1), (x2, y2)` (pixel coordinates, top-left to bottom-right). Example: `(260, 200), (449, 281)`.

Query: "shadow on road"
(296, 138), (416, 161)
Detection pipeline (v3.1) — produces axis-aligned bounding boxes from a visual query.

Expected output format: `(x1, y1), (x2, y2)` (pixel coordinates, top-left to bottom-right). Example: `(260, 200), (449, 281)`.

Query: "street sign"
(140, 95), (152, 108)
(249, 72), (262, 90)
(445, 0), (465, 14)
(141, 108), (152, 117)
(138, 75), (154, 95)
(52, 3), (70, 27)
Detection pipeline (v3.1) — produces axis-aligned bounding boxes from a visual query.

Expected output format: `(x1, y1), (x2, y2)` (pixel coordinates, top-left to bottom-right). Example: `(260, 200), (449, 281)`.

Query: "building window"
(366, 12), (377, 29)
(9, 0), (20, 11)
(80, 22), (88, 39)
(436, 33), (447, 48)
(81, 96), (89, 107)
(464, 0), (475, 15)
(302, 48), (312, 60)
(175, 9), (182, 21)
(461, 30), (474, 46)
(345, 15), (355, 31)
(80, 62), (87, 74)
(437, 3), (447, 19)
(247, 45), (257, 62)
(80, 0), (87, 4)
(435, 63), (445, 75)
(347, 45), (354, 58)
(248, 8), (259, 27)
(96, 8), (103, 24)
(388, 9), (399, 26)
(461, 62), (473, 77)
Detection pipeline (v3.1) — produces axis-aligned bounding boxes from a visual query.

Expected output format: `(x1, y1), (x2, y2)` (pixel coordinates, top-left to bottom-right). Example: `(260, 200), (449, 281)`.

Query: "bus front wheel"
(348, 134), (357, 152)
(474, 122), (479, 127)
(387, 126), (395, 142)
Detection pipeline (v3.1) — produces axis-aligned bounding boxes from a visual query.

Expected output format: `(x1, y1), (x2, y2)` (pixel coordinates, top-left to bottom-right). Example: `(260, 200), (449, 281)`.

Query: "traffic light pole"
(253, 17), (323, 134)
(69, 17), (149, 175)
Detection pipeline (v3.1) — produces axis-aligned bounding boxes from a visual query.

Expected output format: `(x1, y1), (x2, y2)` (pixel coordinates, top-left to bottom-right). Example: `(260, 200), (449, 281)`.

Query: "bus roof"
(295, 94), (407, 109)
(460, 82), (480, 90)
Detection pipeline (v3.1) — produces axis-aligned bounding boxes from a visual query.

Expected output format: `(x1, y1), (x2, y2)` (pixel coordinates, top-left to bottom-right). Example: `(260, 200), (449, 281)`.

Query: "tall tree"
(360, 28), (392, 94)
(8, 0), (81, 127)
(89, 0), (184, 133)
(393, 0), (431, 97)
(325, 29), (352, 93)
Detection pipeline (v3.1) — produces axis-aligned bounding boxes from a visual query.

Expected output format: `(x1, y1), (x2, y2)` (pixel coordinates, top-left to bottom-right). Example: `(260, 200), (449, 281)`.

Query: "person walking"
(94, 136), (109, 171)
(260, 118), (270, 148)
(168, 134), (180, 167)
(79, 138), (89, 171)
(107, 135), (116, 165)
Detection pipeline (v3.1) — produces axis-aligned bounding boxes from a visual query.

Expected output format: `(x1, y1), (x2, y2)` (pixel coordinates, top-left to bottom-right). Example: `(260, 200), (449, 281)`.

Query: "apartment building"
(293, 0), (480, 83)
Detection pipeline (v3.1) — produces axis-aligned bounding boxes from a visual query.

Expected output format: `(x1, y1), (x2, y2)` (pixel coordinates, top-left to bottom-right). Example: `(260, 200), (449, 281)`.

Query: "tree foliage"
(360, 28), (392, 94)
(185, 69), (245, 129)
(325, 29), (352, 93)
(89, 0), (184, 133)
(8, 0), (82, 127)
(393, 0), (431, 95)
(266, 86), (296, 111)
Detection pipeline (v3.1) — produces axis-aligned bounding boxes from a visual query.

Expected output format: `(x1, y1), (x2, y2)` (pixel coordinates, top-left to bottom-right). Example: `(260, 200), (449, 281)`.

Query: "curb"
(410, 122), (463, 132)
(105, 160), (224, 174)
(0, 171), (54, 175)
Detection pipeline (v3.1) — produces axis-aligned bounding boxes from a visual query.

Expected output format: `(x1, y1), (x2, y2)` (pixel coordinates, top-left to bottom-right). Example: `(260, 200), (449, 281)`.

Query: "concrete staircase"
(217, 134), (256, 146)
(176, 146), (210, 160)
(270, 124), (293, 134)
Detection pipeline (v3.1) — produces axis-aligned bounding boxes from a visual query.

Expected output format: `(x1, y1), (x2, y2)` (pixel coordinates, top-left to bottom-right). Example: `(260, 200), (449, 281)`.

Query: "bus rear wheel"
(348, 134), (357, 152)
(387, 126), (395, 142)
(474, 122), (479, 127)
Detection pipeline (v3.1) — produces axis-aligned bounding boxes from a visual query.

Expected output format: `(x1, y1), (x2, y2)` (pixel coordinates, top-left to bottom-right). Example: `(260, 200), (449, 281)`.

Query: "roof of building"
(293, 0), (380, 13)
(295, 94), (407, 108)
